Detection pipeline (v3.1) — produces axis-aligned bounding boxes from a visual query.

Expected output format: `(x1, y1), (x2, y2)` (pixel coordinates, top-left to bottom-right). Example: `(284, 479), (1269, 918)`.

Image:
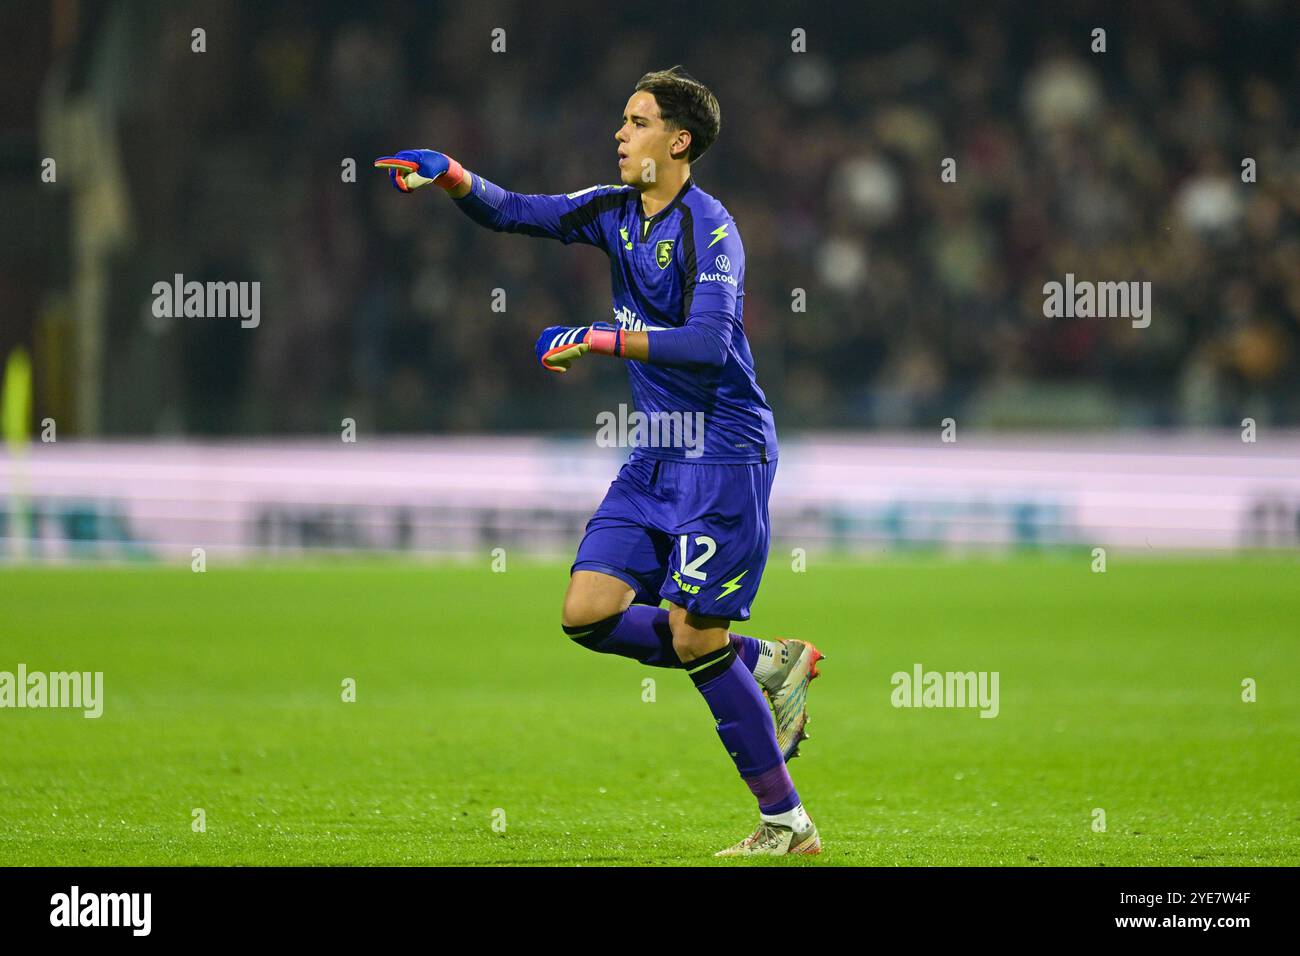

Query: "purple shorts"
(571, 453), (777, 621)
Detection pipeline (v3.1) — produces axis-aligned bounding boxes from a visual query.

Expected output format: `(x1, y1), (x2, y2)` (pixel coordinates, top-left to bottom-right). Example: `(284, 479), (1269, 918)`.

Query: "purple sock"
(688, 645), (799, 814)
(564, 605), (678, 666)
(728, 633), (766, 673)
(566, 605), (764, 676)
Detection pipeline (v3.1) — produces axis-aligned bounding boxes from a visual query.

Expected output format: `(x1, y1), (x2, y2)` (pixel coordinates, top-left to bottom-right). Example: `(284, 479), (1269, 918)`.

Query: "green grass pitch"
(1, 556), (1297, 866)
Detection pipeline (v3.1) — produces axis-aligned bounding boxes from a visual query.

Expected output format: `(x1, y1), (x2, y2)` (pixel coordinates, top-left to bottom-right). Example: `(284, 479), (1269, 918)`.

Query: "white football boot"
(714, 816), (822, 857)
(762, 639), (824, 761)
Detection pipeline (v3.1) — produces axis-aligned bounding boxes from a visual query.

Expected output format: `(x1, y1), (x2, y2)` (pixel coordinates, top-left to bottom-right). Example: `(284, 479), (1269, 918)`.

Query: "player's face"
(615, 91), (687, 188)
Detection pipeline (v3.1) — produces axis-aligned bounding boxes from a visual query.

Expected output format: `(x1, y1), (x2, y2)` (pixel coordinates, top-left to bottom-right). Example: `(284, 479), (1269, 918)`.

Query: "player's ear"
(671, 129), (692, 161)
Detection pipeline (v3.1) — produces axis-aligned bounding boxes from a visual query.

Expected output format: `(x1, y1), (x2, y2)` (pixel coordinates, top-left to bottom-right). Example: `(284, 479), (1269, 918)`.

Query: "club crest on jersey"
(655, 240), (675, 269)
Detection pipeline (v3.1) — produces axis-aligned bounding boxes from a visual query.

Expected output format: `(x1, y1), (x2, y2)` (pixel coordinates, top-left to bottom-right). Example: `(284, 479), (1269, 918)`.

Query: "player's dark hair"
(634, 66), (721, 163)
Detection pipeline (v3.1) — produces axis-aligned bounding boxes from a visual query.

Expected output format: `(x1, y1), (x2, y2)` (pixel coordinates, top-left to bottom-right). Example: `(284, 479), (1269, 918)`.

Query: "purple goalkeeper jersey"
(453, 174), (778, 464)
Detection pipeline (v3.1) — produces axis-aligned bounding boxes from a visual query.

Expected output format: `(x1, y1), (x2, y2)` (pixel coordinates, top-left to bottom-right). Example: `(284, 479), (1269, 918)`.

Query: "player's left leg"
(654, 457), (823, 763)
(657, 458), (821, 855)
(667, 603), (820, 856)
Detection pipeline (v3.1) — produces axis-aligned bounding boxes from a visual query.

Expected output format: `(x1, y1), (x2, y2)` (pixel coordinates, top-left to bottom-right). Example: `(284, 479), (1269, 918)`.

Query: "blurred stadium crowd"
(4, 0), (1299, 435)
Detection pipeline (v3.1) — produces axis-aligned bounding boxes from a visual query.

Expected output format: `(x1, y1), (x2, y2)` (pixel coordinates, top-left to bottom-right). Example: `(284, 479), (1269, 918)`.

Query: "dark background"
(3, 0), (1298, 436)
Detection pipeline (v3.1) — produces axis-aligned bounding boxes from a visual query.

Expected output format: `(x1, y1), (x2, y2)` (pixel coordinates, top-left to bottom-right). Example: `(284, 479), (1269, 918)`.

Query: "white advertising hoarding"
(2, 434), (1298, 561)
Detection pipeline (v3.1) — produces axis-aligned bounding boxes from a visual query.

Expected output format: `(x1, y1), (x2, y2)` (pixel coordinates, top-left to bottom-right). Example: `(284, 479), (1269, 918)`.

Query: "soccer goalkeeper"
(376, 67), (823, 857)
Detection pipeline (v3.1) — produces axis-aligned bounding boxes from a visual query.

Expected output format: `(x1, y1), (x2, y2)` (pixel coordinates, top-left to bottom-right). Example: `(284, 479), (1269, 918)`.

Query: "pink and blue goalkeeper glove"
(536, 323), (625, 373)
(373, 149), (465, 193)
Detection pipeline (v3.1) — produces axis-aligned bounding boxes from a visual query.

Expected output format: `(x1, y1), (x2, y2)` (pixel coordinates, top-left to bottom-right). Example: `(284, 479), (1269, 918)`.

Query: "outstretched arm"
(375, 149), (619, 246)
(376, 150), (737, 373)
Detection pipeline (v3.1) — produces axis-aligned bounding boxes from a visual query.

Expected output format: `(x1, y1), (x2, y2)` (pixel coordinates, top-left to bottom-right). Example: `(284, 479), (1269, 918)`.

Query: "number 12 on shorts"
(675, 534), (716, 596)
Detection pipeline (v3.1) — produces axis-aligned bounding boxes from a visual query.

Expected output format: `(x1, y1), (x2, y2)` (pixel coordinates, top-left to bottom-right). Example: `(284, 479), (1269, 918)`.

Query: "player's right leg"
(560, 568), (683, 665)
(562, 457), (682, 665)
(561, 569), (636, 629)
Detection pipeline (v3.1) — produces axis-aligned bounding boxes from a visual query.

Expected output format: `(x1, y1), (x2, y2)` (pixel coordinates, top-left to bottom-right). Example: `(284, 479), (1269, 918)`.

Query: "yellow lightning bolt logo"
(718, 570), (748, 599)
(707, 224), (729, 248)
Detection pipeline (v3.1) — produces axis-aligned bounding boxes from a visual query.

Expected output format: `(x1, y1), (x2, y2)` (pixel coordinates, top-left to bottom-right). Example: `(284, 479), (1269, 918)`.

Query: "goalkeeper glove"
(373, 149), (466, 193)
(536, 323), (625, 373)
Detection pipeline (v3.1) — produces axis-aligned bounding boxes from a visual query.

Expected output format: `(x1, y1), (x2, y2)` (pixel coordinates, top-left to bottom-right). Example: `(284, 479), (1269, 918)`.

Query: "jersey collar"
(636, 177), (694, 238)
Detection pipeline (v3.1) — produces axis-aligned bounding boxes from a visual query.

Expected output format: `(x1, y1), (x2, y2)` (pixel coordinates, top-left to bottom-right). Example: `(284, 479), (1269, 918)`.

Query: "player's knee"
(670, 629), (707, 662)
(667, 606), (729, 662)
(561, 594), (627, 652)
(562, 572), (634, 631)
(671, 628), (731, 663)
(560, 592), (621, 631)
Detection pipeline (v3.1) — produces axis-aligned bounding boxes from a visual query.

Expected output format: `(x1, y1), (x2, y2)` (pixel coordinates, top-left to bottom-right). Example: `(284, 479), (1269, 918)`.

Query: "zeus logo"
(697, 271), (737, 287)
(707, 224), (730, 248)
